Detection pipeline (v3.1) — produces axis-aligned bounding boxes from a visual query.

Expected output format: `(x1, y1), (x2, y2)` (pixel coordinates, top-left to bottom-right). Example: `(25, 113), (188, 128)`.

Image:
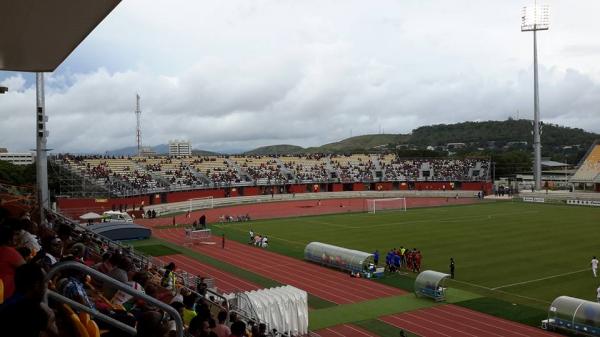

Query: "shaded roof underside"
(0, 0), (120, 72)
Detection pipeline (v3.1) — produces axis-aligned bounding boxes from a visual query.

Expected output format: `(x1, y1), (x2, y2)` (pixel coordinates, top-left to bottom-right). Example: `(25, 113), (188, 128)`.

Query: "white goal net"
(188, 196), (214, 213)
(367, 198), (407, 214)
(184, 228), (213, 246)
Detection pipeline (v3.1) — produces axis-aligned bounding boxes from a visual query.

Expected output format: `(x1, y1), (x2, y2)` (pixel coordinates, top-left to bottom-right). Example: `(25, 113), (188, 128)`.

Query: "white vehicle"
(102, 211), (134, 223)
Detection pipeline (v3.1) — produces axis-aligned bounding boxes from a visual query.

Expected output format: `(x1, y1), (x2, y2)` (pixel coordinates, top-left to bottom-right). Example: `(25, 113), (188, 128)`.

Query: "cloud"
(1, 0), (599, 153)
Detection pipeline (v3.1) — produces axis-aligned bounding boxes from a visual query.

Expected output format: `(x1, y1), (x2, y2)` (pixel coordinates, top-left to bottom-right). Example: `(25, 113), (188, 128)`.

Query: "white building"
(0, 150), (35, 165)
(169, 140), (192, 157)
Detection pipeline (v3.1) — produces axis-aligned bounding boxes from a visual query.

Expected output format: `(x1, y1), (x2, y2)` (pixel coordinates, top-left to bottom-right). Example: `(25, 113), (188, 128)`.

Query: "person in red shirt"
(0, 224), (26, 299)
(414, 250), (422, 273)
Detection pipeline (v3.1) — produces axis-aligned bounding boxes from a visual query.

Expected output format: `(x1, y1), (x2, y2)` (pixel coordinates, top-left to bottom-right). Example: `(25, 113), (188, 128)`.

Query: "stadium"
(2, 2), (600, 337)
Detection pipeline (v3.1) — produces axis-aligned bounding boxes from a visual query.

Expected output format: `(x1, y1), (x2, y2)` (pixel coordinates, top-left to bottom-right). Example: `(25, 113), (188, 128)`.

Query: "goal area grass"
(212, 201), (600, 309)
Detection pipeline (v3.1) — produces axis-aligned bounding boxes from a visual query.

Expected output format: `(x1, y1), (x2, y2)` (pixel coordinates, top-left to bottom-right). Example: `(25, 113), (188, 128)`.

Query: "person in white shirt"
(596, 285), (600, 303)
(592, 256), (599, 277)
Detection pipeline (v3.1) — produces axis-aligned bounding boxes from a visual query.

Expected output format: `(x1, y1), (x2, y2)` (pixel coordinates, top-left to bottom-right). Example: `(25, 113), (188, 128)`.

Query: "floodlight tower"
(135, 94), (142, 156)
(521, 2), (549, 191)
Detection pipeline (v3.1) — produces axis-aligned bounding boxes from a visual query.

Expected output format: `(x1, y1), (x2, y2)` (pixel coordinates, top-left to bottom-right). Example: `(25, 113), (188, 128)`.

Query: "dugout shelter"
(543, 296), (600, 335)
(304, 242), (375, 274)
(414, 270), (450, 302)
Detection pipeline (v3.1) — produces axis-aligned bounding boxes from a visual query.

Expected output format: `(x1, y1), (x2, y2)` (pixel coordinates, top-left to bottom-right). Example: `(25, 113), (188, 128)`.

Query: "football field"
(213, 201), (600, 307)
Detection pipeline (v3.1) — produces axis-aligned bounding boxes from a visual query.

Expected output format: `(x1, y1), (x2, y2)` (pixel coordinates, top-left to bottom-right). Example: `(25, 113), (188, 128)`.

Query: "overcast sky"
(1, 0), (600, 153)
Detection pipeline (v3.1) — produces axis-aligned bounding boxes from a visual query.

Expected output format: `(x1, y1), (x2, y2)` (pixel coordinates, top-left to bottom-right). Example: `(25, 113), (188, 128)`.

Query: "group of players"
(382, 247), (422, 273)
(248, 229), (269, 248)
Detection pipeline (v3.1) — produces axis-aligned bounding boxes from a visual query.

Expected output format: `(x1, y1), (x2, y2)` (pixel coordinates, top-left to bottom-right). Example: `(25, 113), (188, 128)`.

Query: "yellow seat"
(86, 319), (100, 337)
(78, 312), (90, 327)
(70, 313), (90, 337)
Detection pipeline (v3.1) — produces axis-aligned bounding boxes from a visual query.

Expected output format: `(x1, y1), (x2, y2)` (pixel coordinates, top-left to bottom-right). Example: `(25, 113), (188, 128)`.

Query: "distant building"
(0, 151), (35, 165)
(139, 146), (156, 157)
(169, 140), (192, 157)
(446, 142), (466, 149)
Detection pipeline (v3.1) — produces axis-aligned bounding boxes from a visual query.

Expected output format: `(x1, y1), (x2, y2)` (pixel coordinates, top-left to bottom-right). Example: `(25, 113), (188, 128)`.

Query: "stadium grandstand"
(5, 2), (600, 337)
(53, 154), (491, 197)
(570, 140), (600, 192)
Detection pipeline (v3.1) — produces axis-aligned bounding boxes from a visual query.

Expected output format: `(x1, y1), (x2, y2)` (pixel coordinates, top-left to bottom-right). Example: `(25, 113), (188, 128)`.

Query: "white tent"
(227, 285), (308, 336)
(79, 212), (103, 220)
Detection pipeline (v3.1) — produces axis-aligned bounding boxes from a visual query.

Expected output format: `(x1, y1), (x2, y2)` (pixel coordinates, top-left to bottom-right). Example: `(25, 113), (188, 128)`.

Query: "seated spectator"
(188, 315), (217, 337)
(91, 252), (114, 287)
(58, 268), (96, 311)
(230, 321), (247, 337)
(103, 254), (131, 300)
(182, 292), (198, 325)
(0, 224), (25, 299)
(137, 310), (171, 337)
(111, 271), (148, 309)
(196, 276), (208, 297)
(12, 218), (41, 255)
(161, 262), (177, 291)
(34, 236), (63, 272)
(0, 263), (58, 337)
(212, 310), (231, 337)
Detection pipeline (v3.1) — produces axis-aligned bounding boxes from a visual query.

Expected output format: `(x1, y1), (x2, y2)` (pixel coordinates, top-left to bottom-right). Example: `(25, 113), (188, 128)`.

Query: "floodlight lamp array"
(521, 4), (550, 31)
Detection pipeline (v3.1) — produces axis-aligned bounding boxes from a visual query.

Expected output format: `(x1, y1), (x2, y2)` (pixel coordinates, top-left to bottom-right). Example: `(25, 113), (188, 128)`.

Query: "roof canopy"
(414, 270), (450, 301)
(548, 296), (600, 329)
(304, 242), (373, 273)
(0, 0), (121, 72)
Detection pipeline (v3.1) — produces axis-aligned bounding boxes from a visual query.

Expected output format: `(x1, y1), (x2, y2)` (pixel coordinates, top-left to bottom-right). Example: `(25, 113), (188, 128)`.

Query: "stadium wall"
(56, 181), (493, 217)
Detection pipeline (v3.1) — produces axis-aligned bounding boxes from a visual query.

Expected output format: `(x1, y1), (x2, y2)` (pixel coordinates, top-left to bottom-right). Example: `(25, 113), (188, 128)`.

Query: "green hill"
(244, 144), (305, 155)
(410, 119), (598, 147)
(242, 119), (598, 156)
(307, 134), (409, 153)
(191, 149), (221, 156)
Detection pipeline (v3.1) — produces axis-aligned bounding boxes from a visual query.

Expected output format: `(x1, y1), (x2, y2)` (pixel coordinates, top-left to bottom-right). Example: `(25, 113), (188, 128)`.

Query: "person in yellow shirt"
(182, 293), (198, 325)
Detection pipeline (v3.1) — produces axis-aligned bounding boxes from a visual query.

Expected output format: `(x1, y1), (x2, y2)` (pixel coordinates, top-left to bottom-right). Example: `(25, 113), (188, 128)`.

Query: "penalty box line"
(491, 268), (590, 291)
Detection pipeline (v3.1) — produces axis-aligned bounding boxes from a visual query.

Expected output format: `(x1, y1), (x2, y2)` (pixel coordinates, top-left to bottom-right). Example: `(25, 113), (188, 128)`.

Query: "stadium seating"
(56, 154), (490, 195)
(571, 144), (600, 182)
(0, 203), (266, 337)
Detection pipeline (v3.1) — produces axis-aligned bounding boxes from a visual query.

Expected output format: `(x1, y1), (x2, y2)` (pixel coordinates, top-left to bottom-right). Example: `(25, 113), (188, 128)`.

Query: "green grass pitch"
(212, 201), (600, 309)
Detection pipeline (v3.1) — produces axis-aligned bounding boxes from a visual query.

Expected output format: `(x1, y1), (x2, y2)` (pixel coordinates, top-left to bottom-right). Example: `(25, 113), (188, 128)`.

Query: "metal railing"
(45, 261), (185, 337)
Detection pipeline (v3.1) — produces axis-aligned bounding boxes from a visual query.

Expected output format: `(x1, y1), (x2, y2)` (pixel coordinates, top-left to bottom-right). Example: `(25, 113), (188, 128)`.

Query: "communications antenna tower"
(135, 94), (142, 156)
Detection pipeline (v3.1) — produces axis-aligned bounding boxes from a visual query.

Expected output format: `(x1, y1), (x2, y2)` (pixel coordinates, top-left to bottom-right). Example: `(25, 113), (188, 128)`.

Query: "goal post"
(188, 196), (214, 213)
(366, 198), (407, 214)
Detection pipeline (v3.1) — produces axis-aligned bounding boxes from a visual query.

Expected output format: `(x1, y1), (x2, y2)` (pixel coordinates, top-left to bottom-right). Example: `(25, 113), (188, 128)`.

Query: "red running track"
(154, 228), (405, 304)
(137, 197), (479, 228)
(315, 324), (379, 337)
(153, 254), (260, 294)
(380, 304), (560, 337)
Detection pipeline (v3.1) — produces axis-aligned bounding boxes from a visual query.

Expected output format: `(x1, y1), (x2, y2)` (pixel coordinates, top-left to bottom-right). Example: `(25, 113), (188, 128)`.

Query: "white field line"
(491, 268), (589, 290)
(450, 279), (552, 304)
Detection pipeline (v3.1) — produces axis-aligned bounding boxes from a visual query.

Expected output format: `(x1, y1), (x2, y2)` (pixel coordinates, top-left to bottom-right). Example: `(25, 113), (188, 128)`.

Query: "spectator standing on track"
(450, 258), (455, 279)
(200, 214), (207, 229)
(592, 256), (599, 277)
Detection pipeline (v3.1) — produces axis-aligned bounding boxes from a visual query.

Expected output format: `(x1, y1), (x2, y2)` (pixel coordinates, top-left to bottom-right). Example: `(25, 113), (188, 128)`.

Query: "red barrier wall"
(375, 182), (392, 191)
(165, 189), (225, 203)
(415, 182), (451, 190)
(57, 180), (495, 217)
(331, 183), (343, 192)
(353, 183), (366, 191)
(243, 186), (260, 196)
